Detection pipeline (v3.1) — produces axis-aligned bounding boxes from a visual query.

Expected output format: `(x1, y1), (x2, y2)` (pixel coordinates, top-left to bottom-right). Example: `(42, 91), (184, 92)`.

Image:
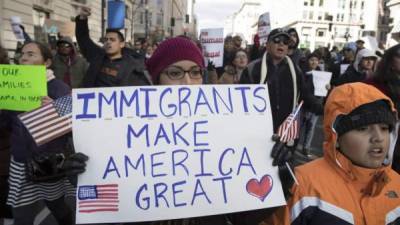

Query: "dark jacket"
(240, 55), (323, 132)
(75, 16), (150, 87)
(333, 64), (366, 86)
(0, 111), (10, 176)
(51, 37), (89, 88)
(3, 79), (70, 163)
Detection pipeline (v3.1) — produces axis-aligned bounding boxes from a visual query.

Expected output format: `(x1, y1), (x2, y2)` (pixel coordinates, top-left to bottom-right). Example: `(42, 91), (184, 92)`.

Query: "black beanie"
(335, 100), (396, 136)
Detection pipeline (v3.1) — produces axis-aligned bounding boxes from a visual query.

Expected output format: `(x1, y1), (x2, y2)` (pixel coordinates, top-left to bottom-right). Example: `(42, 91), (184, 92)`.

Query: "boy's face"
(338, 123), (390, 169)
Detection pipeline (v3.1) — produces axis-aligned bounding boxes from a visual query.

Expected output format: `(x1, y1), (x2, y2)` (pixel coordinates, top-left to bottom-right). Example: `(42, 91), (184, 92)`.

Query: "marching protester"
(234, 28), (323, 225)
(334, 48), (378, 86)
(51, 36), (88, 88)
(268, 82), (400, 224)
(367, 44), (400, 173)
(298, 53), (325, 157)
(75, 7), (150, 88)
(330, 42), (356, 85)
(1, 41), (75, 225)
(209, 48), (249, 84)
(287, 28), (304, 66)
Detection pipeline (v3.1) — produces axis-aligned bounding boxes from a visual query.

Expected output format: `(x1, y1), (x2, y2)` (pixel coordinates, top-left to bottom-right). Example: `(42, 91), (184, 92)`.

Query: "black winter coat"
(75, 17), (150, 88)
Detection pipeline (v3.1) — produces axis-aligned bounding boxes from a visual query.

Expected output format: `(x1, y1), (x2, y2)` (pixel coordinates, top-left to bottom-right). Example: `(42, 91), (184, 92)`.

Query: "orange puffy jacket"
(269, 82), (400, 225)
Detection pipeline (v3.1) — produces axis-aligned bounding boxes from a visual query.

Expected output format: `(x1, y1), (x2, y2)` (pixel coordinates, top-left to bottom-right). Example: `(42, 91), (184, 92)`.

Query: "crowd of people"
(1, 5), (400, 225)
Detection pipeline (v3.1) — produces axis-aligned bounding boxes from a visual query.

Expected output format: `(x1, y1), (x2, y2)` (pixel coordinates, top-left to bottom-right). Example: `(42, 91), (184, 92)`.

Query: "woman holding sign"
(4, 41), (75, 225)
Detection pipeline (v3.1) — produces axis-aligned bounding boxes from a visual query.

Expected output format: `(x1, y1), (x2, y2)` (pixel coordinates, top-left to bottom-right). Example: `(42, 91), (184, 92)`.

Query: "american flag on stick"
(277, 101), (303, 143)
(18, 95), (72, 146)
(78, 184), (119, 213)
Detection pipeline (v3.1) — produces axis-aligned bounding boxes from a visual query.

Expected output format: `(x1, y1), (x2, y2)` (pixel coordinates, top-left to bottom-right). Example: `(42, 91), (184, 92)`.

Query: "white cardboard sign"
(312, 71), (332, 97)
(340, 64), (350, 75)
(200, 28), (224, 67)
(257, 13), (271, 45)
(72, 85), (286, 224)
(10, 16), (24, 40)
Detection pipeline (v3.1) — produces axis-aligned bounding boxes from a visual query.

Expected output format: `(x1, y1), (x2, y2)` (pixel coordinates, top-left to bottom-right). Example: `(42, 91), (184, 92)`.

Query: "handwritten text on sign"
(200, 28), (224, 67)
(72, 85), (285, 224)
(0, 64), (47, 111)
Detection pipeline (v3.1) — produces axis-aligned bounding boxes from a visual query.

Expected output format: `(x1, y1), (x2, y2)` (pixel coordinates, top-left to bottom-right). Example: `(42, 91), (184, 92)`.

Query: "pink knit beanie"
(145, 37), (205, 83)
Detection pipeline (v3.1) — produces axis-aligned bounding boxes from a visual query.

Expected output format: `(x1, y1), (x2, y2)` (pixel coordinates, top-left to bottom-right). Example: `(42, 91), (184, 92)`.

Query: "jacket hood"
(287, 28), (299, 49)
(323, 82), (398, 178)
(353, 48), (377, 72)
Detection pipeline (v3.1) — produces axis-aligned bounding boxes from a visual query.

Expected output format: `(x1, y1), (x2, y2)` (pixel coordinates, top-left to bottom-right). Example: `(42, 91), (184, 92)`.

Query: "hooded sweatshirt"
(334, 49), (377, 86)
(269, 82), (400, 225)
(51, 36), (88, 88)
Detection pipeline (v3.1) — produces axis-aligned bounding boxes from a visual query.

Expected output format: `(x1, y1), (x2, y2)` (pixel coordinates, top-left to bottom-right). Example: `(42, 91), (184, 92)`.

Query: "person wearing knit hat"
(145, 37), (205, 85)
(267, 82), (400, 224)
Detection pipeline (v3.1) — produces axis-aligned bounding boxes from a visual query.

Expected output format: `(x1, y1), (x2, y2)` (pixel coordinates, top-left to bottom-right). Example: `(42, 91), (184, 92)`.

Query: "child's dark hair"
(0, 45), (10, 64)
(22, 41), (53, 62)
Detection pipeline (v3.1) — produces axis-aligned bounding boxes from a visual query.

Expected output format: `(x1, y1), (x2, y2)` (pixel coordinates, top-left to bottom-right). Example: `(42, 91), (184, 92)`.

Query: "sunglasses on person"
(161, 66), (203, 80)
(271, 36), (290, 45)
(58, 43), (72, 48)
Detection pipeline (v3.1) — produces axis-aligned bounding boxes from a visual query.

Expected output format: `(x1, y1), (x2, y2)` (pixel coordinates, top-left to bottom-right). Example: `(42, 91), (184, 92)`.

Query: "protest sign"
(257, 13), (271, 45)
(108, 0), (125, 29)
(312, 71), (332, 97)
(200, 28), (224, 67)
(340, 64), (350, 75)
(73, 85), (286, 224)
(0, 65), (47, 111)
(10, 16), (24, 40)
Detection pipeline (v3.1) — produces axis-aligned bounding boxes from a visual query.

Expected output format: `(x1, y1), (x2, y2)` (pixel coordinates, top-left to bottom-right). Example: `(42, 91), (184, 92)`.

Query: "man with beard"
(287, 28), (305, 66)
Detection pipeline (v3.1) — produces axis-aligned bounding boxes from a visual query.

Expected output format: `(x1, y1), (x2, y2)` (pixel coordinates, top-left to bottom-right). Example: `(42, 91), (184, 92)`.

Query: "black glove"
(270, 135), (293, 167)
(207, 60), (215, 71)
(19, 24), (25, 32)
(62, 152), (89, 186)
(270, 134), (296, 199)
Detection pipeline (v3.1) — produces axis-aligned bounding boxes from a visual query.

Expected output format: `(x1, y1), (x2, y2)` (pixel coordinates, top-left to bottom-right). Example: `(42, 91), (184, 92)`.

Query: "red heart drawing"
(246, 175), (273, 201)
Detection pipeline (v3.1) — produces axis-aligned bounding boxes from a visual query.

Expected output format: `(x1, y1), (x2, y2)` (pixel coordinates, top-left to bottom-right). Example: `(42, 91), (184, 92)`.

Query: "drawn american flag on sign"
(78, 184), (119, 213)
(18, 95), (72, 146)
(277, 101), (303, 143)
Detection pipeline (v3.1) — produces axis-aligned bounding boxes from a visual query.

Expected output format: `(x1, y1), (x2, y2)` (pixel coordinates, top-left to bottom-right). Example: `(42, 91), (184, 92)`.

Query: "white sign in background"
(72, 85), (286, 224)
(312, 71), (332, 97)
(200, 28), (224, 67)
(10, 16), (24, 40)
(258, 12), (271, 46)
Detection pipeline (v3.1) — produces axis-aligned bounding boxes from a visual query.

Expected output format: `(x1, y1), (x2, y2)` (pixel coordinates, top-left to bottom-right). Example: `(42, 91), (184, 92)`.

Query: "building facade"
(387, 0), (400, 46)
(223, 1), (261, 46)
(133, 0), (197, 43)
(0, 0), (108, 58)
(226, 0), (383, 50)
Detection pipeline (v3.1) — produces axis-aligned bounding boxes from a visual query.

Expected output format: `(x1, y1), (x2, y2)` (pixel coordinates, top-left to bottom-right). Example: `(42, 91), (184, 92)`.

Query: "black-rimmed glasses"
(161, 66), (203, 80)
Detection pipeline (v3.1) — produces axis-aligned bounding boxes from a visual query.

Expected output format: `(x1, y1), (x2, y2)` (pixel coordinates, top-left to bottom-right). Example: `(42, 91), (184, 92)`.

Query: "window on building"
(156, 12), (163, 25)
(309, 11), (314, 20)
(139, 12), (144, 24)
(148, 12), (153, 27)
(125, 5), (129, 19)
(354, 0), (357, 8)
(319, 0), (324, 6)
(303, 10), (308, 19)
(33, 8), (50, 44)
(341, 13), (345, 22)
(318, 12), (323, 20)
(350, 1), (353, 9)
(361, 1), (364, 9)
(336, 13), (340, 22)
(317, 29), (326, 37)
(304, 1), (308, 6)
(310, 0), (314, 6)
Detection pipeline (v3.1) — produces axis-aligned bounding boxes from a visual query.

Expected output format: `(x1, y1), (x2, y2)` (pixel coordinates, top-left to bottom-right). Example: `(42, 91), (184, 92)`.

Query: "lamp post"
(145, 5), (149, 39)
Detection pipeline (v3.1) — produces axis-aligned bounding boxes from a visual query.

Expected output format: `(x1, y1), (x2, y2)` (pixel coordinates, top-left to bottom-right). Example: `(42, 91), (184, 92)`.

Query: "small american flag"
(277, 101), (303, 143)
(78, 184), (119, 213)
(18, 95), (72, 146)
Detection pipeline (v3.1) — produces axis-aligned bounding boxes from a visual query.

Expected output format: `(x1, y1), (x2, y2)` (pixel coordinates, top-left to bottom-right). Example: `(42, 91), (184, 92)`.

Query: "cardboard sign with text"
(73, 85), (286, 224)
(200, 28), (224, 67)
(0, 65), (47, 111)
